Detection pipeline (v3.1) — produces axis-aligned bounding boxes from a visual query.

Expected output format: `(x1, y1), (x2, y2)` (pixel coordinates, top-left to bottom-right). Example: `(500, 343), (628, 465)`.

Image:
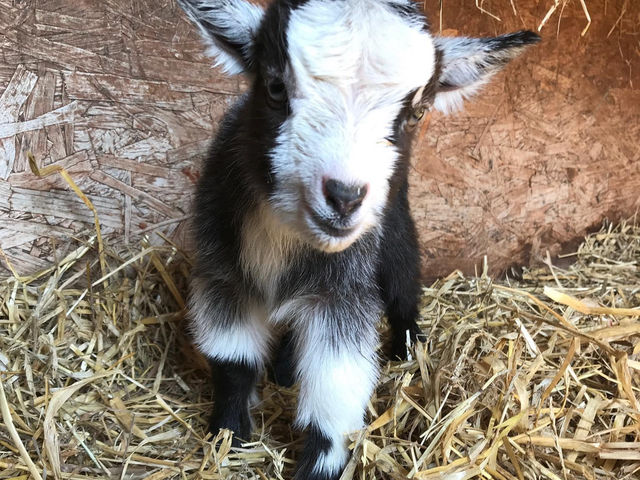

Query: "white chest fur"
(239, 205), (299, 305)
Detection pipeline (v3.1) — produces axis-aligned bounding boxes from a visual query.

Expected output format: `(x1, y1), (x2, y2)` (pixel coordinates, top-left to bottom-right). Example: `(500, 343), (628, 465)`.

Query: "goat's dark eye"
(266, 79), (287, 104)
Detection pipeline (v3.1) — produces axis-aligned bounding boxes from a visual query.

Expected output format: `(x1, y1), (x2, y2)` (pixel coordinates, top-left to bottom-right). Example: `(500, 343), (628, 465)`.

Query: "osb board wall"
(0, 0), (246, 274)
(0, 0), (638, 278)
(414, 0), (640, 278)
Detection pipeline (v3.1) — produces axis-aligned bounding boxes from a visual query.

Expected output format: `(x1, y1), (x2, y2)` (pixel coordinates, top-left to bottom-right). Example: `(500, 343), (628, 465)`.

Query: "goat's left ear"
(426, 30), (540, 113)
(177, 0), (265, 75)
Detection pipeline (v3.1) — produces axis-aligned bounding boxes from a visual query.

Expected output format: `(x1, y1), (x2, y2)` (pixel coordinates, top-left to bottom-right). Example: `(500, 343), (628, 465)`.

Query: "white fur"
(314, 443), (350, 477)
(433, 36), (530, 113)
(240, 205), (300, 304)
(298, 346), (378, 475)
(433, 82), (484, 114)
(189, 278), (273, 367)
(292, 301), (379, 476)
(269, 0), (436, 253)
(432, 37), (490, 113)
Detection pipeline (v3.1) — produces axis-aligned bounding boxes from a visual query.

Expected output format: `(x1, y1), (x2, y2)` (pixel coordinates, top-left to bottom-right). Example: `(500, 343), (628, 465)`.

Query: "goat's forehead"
(285, 0), (435, 96)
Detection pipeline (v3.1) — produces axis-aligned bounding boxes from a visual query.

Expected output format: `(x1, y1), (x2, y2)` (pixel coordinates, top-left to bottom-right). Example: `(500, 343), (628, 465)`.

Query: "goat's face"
(179, 0), (539, 253)
(261, 0), (437, 252)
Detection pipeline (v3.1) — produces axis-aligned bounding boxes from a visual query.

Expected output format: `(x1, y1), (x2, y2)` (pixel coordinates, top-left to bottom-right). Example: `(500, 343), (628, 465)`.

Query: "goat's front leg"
(292, 310), (379, 480)
(190, 279), (272, 445)
(206, 358), (258, 444)
(378, 182), (423, 360)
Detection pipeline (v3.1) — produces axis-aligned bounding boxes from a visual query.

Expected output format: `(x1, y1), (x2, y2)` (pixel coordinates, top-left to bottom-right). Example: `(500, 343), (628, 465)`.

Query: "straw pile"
(2, 184), (640, 479)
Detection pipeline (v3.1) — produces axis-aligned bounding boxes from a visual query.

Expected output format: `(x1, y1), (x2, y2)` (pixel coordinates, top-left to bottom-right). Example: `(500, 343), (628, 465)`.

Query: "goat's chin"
(269, 204), (371, 253)
(312, 235), (358, 254)
(300, 211), (380, 253)
(304, 225), (366, 253)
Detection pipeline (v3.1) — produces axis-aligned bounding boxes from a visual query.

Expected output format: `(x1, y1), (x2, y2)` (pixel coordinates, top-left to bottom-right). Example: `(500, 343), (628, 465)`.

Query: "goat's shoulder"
(193, 98), (258, 252)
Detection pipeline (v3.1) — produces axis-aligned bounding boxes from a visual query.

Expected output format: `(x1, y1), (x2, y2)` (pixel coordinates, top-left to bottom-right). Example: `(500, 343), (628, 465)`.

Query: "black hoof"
(389, 323), (425, 360)
(208, 413), (251, 447)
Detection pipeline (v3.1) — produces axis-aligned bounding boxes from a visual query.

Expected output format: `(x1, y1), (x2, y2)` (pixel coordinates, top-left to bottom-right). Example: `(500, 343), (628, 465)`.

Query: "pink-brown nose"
(322, 178), (368, 217)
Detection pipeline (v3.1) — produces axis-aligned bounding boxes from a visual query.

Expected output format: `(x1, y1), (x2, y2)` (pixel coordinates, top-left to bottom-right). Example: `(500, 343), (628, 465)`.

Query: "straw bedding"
(1, 192), (639, 479)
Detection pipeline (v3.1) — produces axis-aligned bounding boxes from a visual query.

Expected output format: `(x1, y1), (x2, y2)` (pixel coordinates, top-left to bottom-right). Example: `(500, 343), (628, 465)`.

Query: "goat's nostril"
(322, 179), (368, 217)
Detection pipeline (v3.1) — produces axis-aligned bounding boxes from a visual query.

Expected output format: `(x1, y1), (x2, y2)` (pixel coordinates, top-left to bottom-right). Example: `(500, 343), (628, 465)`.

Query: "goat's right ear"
(177, 0), (265, 75)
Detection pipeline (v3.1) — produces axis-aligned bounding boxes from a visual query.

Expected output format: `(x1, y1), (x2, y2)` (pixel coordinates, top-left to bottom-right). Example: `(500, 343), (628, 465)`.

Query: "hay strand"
(1, 168), (640, 478)
(0, 380), (43, 480)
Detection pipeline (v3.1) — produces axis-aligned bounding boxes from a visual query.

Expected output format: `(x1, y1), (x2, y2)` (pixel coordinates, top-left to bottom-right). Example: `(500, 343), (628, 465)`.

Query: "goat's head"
(179, 0), (539, 253)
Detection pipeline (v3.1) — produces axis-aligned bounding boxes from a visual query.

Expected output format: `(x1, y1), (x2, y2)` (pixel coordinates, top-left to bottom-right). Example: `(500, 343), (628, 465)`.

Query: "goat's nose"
(322, 179), (368, 217)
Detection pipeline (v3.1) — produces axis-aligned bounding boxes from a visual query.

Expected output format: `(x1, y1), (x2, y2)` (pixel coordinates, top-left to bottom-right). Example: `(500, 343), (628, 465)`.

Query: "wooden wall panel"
(0, 0), (637, 278)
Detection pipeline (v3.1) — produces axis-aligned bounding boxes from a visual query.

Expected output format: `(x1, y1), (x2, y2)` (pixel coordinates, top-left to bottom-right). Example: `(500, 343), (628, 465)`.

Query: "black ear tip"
(514, 30), (542, 45)
(492, 30), (541, 50)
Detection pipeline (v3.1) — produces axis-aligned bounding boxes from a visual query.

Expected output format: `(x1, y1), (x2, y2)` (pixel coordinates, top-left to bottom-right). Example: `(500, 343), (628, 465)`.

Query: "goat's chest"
(239, 208), (298, 303)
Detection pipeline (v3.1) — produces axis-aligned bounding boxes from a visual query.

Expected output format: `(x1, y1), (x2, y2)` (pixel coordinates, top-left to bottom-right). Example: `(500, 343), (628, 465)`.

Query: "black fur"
(491, 30), (542, 49)
(378, 178), (424, 359)
(387, 0), (428, 30)
(270, 329), (297, 388)
(208, 358), (259, 446)
(294, 425), (335, 480)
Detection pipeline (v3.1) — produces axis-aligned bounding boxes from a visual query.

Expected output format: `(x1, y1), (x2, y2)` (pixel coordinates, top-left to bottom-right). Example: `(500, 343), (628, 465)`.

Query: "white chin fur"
(300, 206), (375, 253)
(269, 193), (374, 253)
(310, 232), (360, 254)
(304, 220), (371, 253)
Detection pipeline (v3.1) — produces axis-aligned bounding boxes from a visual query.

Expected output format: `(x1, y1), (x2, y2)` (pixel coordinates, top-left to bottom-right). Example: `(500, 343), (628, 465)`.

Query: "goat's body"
(177, 1), (539, 477)
(190, 95), (421, 479)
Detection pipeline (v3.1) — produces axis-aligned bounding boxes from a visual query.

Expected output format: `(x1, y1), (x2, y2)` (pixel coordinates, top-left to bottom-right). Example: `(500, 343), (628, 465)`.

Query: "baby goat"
(177, 0), (539, 478)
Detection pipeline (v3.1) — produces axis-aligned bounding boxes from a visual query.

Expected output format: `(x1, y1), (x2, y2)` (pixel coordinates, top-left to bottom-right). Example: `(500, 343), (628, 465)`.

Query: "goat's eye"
(407, 107), (425, 127)
(266, 79), (287, 104)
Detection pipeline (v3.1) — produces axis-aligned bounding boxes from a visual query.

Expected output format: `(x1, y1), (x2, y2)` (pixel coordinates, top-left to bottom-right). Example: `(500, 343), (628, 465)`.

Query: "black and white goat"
(177, 0), (539, 478)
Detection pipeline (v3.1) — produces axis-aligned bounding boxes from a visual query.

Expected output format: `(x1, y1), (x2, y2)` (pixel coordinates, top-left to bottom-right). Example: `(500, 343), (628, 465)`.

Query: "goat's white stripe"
(189, 279), (273, 367)
(292, 303), (379, 475)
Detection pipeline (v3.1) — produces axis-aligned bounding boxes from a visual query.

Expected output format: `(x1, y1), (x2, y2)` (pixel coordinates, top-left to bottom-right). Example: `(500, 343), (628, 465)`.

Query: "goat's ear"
(177, 0), (265, 75)
(430, 31), (540, 113)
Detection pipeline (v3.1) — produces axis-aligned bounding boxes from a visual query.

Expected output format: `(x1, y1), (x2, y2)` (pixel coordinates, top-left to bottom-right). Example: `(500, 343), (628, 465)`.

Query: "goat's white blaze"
(269, 0), (436, 252)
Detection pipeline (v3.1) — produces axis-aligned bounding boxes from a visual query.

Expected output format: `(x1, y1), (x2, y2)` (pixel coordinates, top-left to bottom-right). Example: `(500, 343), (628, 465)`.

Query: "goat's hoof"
(389, 326), (426, 360)
(208, 416), (250, 448)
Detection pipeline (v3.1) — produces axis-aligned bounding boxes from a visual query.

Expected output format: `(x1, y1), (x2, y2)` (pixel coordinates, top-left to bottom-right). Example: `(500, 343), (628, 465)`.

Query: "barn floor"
(0, 0), (638, 278)
(1, 216), (640, 479)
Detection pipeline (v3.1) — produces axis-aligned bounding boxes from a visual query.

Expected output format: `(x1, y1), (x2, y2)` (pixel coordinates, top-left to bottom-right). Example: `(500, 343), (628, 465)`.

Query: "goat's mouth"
(301, 204), (363, 253)
(307, 208), (356, 238)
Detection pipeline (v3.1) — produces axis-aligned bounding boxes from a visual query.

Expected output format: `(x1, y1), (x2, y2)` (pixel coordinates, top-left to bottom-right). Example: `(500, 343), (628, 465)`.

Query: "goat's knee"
(190, 279), (273, 366)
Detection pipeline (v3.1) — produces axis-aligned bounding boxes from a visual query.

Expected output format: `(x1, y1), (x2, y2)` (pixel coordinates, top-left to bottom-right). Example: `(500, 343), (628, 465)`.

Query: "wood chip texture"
(0, 0), (246, 274)
(0, 0), (638, 278)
